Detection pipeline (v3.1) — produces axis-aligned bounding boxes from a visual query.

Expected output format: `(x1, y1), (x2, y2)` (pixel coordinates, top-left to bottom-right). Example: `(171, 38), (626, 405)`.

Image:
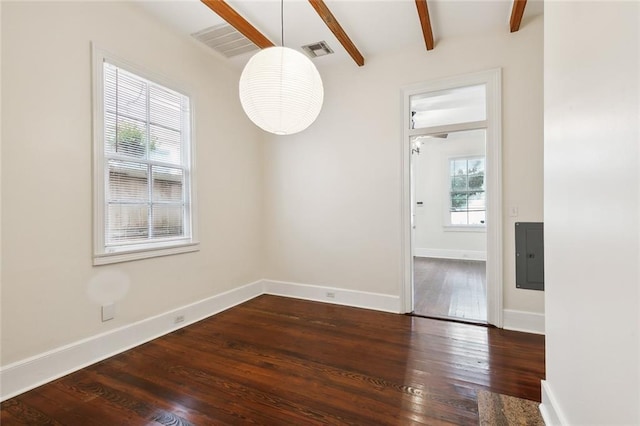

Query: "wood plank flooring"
(1, 295), (545, 425)
(413, 257), (487, 323)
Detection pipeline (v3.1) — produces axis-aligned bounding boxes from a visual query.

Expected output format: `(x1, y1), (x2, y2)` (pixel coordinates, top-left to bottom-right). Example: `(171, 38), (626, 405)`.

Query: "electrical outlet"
(326, 292), (335, 299)
(174, 315), (185, 324)
(102, 303), (115, 322)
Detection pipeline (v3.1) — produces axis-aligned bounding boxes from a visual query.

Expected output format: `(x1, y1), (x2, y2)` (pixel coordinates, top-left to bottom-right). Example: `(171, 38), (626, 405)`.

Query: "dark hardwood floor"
(414, 257), (487, 323)
(1, 295), (545, 425)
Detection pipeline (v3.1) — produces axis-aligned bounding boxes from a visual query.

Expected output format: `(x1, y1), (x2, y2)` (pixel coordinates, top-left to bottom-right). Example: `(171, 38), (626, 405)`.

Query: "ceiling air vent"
(302, 41), (334, 59)
(192, 23), (259, 58)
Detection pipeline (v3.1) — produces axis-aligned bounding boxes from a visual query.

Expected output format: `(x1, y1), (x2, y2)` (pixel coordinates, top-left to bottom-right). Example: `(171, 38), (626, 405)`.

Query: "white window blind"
(93, 50), (197, 264)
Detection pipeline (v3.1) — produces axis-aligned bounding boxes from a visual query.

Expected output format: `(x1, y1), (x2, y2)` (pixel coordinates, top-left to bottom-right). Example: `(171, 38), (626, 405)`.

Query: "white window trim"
(444, 155), (487, 230)
(92, 44), (199, 265)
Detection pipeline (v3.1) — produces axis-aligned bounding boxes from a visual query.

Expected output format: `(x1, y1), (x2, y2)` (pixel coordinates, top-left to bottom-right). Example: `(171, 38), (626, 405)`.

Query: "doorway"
(411, 129), (487, 322)
(401, 69), (503, 326)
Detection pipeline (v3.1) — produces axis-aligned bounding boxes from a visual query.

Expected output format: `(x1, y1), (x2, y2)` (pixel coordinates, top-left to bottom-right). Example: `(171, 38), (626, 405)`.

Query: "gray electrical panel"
(515, 222), (544, 291)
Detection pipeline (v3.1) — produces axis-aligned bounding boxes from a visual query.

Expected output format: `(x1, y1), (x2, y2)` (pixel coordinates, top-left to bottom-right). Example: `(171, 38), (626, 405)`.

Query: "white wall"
(543, 2), (640, 424)
(1, 2), (264, 365)
(0, 1), (3, 359)
(413, 130), (486, 259)
(263, 16), (544, 315)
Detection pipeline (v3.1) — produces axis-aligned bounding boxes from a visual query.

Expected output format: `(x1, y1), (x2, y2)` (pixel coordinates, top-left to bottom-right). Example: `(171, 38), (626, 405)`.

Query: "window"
(93, 49), (198, 265)
(410, 84), (486, 129)
(449, 157), (486, 226)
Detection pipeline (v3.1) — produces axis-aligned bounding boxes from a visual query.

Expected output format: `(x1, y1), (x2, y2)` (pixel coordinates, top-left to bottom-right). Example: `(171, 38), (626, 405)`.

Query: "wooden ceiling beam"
(510, 0), (527, 33)
(201, 0), (274, 49)
(308, 0), (365, 67)
(415, 0), (434, 51)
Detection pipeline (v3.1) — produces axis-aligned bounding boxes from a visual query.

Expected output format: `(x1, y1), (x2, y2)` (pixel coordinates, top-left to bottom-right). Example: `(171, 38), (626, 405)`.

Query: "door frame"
(400, 68), (503, 327)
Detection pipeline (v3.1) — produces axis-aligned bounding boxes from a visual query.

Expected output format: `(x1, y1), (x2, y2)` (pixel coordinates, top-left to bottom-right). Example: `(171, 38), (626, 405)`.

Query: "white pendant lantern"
(239, 46), (324, 135)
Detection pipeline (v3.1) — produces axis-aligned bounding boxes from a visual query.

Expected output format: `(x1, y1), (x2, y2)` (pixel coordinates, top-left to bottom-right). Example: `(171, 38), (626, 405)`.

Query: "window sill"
(443, 225), (487, 233)
(94, 241), (200, 265)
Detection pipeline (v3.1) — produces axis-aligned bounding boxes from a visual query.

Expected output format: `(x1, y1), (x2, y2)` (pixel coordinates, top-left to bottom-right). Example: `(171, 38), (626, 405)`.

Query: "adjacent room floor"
(1, 295), (544, 425)
(413, 257), (487, 323)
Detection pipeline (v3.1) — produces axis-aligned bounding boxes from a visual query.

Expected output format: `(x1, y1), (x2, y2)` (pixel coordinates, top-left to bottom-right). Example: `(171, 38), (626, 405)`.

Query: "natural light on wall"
(239, 46), (324, 135)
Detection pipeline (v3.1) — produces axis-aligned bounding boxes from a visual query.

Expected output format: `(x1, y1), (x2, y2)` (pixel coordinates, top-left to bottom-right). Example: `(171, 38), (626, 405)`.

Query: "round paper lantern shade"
(239, 46), (324, 135)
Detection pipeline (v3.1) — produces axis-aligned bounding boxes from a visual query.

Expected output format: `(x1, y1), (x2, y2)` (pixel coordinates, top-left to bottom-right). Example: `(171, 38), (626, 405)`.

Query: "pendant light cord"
(281, 0), (284, 47)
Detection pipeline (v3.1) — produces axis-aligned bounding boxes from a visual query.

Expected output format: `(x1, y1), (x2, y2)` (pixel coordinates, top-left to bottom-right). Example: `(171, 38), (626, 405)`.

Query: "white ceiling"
(136, 0), (543, 69)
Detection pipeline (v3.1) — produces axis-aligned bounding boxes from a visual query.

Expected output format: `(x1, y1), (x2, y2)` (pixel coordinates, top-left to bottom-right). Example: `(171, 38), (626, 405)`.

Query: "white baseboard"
(540, 380), (569, 426)
(263, 279), (401, 314)
(414, 248), (486, 261)
(0, 280), (264, 402)
(502, 309), (545, 335)
(0, 278), (402, 401)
